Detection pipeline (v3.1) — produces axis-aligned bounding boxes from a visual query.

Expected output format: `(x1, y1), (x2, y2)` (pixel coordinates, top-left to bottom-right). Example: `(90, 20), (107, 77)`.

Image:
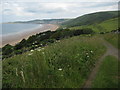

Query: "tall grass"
(3, 35), (106, 88)
(92, 55), (119, 88)
(103, 33), (119, 49)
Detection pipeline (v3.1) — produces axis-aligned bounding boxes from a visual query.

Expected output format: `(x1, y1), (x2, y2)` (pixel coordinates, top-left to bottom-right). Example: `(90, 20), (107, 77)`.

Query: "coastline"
(1, 24), (59, 47)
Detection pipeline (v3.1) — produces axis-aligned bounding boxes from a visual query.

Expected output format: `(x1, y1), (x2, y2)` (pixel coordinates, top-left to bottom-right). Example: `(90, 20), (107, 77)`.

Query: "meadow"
(102, 33), (119, 49)
(69, 17), (119, 33)
(3, 35), (106, 88)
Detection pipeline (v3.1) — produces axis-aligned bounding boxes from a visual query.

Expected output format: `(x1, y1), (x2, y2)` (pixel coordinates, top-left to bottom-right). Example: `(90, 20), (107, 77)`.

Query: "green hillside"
(70, 17), (119, 32)
(3, 35), (106, 88)
(2, 10), (119, 88)
(62, 11), (119, 27)
(102, 33), (120, 49)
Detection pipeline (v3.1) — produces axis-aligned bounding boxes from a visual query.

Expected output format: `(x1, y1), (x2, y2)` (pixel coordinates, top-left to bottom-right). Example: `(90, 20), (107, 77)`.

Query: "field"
(102, 33), (120, 49)
(92, 55), (119, 88)
(69, 18), (119, 33)
(3, 35), (106, 88)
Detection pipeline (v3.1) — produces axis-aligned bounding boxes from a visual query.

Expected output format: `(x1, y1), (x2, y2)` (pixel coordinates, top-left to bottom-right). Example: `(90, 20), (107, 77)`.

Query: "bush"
(2, 44), (14, 56)
(2, 28), (95, 59)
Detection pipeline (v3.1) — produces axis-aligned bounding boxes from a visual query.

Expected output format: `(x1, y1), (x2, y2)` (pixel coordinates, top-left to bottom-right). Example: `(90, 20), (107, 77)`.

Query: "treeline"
(2, 28), (95, 59)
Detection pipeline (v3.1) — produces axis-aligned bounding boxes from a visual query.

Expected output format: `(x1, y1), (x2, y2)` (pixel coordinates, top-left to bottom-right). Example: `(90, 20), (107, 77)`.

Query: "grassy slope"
(70, 17), (119, 33)
(92, 55), (119, 88)
(3, 35), (106, 88)
(102, 33), (120, 49)
(62, 11), (118, 27)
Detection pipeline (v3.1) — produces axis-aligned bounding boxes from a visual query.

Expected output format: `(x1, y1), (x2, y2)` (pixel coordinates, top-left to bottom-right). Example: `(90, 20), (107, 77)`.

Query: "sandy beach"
(1, 24), (59, 47)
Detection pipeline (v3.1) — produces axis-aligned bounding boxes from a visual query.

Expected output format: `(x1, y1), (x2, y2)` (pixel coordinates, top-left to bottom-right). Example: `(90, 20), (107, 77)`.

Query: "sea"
(0, 23), (42, 36)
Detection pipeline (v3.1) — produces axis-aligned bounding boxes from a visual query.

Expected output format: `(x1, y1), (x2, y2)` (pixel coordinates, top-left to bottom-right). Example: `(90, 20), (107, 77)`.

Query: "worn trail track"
(83, 38), (119, 88)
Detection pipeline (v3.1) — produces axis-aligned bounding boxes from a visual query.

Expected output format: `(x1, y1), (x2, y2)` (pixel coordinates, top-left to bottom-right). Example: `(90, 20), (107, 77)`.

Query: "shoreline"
(1, 24), (59, 47)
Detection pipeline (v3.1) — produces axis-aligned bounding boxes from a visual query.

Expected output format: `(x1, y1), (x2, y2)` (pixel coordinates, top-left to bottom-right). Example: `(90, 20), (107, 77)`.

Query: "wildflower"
(58, 68), (62, 71)
(38, 47), (41, 49)
(87, 55), (89, 57)
(90, 50), (93, 53)
(28, 53), (33, 56)
(37, 49), (41, 51)
(40, 44), (43, 46)
(42, 33), (45, 35)
(30, 50), (34, 52)
(20, 71), (25, 83)
(67, 65), (70, 67)
(41, 48), (44, 50)
(35, 41), (37, 43)
(35, 45), (38, 47)
(58, 40), (60, 42)
(42, 52), (45, 54)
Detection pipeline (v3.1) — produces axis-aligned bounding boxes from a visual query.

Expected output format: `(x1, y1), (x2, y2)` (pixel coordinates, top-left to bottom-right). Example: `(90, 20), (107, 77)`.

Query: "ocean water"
(0, 23), (42, 36)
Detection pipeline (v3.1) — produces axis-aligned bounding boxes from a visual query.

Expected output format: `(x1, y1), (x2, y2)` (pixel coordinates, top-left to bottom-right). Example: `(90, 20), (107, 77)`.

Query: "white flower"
(90, 50), (93, 53)
(37, 49), (41, 51)
(56, 40), (60, 42)
(42, 33), (45, 35)
(41, 48), (44, 50)
(87, 56), (89, 57)
(42, 52), (45, 54)
(58, 68), (62, 71)
(28, 53), (33, 56)
(58, 40), (60, 42)
(35, 41), (37, 43)
(30, 50), (34, 52)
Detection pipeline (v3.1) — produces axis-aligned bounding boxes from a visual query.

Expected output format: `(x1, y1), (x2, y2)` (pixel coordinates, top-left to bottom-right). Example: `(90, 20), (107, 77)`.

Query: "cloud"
(2, 0), (120, 2)
(24, 3), (68, 14)
(2, 2), (34, 16)
(0, 1), (119, 22)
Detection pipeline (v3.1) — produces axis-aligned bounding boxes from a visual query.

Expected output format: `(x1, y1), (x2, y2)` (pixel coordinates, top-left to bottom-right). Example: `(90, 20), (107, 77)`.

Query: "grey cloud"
(1, 2), (118, 23)
(24, 3), (66, 14)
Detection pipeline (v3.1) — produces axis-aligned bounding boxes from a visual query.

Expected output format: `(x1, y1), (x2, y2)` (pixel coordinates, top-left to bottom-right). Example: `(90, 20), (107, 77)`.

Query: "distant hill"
(13, 19), (69, 24)
(70, 17), (119, 33)
(62, 11), (119, 27)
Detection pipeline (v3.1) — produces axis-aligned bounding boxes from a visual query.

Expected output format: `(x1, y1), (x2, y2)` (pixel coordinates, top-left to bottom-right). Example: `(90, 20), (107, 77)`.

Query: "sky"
(0, 0), (119, 22)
